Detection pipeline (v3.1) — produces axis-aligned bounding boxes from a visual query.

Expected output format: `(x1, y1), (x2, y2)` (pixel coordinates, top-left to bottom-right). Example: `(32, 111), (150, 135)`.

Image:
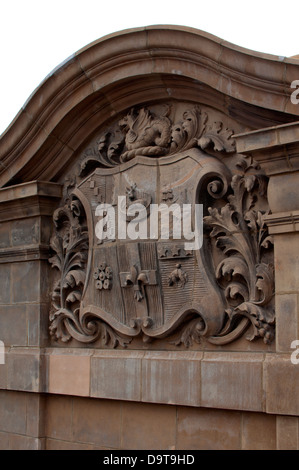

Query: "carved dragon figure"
(118, 107), (172, 161)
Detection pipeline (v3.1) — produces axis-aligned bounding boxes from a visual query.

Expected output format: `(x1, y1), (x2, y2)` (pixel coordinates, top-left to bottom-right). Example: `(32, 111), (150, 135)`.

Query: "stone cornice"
(0, 25), (299, 187)
(264, 211), (299, 234)
(235, 121), (299, 153)
(0, 181), (62, 221)
(0, 244), (51, 263)
(234, 121), (299, 175)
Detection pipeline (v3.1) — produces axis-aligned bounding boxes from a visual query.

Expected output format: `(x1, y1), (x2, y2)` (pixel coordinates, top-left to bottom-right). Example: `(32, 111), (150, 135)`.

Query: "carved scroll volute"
(191, 154), (232, 338)
(48, 192), (130, 348)
(49, 196), (92, 342)
(203, 158), (275, 345)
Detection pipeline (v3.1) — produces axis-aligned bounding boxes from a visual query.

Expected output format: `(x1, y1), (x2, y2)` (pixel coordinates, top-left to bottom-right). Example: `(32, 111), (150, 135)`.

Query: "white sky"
(1, 0), (299, 137)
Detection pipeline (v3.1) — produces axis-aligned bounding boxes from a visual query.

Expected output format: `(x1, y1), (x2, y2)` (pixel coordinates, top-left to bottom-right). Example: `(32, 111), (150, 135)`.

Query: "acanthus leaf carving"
(203, 161), (275, 345)
(48, 197), (132, 348)
(197, 120), (236, 153)
(172, 317), (206, 348)
(78, 104), (236, 172)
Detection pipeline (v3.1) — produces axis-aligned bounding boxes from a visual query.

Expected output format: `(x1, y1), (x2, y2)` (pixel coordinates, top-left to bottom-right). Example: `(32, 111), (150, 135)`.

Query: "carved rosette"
(48, 102), (275, 348)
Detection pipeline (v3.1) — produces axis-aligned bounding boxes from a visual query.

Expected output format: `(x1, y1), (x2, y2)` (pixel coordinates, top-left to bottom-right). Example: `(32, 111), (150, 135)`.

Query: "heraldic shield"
(49, 104), (275, 347)
(71, 148), (230, 344)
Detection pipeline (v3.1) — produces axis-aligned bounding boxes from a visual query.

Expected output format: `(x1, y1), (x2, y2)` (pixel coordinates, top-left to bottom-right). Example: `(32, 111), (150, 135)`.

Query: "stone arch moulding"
(1, 24), (299, 187)
(1, 25), (299, 352)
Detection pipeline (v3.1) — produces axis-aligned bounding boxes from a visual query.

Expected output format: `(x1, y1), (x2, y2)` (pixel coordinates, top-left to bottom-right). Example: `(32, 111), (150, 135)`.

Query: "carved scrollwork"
(172, 316), (206, 348)
(49, 196), (130, 348)
(78, 104), (236, 173)
(49, 200), (90, 342)
(49, 101), (275, 349)
(203, 157), (275, 345)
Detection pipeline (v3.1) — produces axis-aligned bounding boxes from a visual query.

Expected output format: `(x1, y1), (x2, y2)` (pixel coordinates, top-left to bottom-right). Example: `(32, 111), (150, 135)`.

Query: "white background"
(1, 0), (298, 136)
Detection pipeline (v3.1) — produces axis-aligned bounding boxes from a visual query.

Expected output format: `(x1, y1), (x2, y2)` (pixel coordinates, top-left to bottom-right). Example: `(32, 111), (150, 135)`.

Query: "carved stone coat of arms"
(48, 103), (275, 348)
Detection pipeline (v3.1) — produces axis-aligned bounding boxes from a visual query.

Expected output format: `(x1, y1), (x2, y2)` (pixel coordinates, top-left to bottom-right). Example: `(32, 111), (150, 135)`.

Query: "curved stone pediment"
(0, 25), (299, 187)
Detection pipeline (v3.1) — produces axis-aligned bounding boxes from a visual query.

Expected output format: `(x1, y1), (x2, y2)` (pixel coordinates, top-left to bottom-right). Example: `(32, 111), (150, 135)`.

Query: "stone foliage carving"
(49, 199), (130, 347)
(79, 104), (235, 174)
(49, 102), (275, 349)
(204, 158), (275, 345)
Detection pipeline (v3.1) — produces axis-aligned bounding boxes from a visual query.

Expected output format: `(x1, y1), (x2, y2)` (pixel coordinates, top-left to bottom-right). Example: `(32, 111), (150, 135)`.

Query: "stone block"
(7, 348), (42, 392)
(26, 394), (45, 438)
(11, 217), (40, 247)
(264, 354), (299, 415)
(0, 431), (9, 450)
(27, 303), (49, 347)
(48, 351), (91, 396)
(0, 305), (27, 346)
(11, 261), (40, 303)
(201, 352), (264, 412)
(276, 416), (299, 450)
(45, 395), (73, 441)
(0, 390), (27, 434)
(8, 434), (44, 450)
(0, 263), (11, 304)
(39, 259), (52, 302)
(91, 350), (143, 401)
(274, 233), (299, 293)
(40, 216), (53, 244)
(241, 412), (276, 450)
(0, 356), (7, 389)
(141, 351), (201, 406)
(177, 406), (241, 450)
(0, 221), (10, 248)
(72, 397), (121, 448)
(276, 293), (299, 352)
(121, 401), (176, 450)
(268, 173), (299, 213)
(46, 438), (93, 450)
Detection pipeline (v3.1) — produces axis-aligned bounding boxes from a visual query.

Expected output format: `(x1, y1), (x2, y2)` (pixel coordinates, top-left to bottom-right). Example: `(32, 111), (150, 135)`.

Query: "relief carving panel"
(48, 102), (275, 349)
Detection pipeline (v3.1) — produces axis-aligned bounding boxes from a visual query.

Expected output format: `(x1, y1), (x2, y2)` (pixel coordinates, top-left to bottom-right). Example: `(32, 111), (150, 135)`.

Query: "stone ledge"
(0, 348), (46, 393)
(43, 349), (299, 415)
(234, 121), (299, 154)
(265, 211), (299, 234)
(0, 181), (62, 222)
(0, 244), (51, 263)
(1, 348), (298, 416)
(201, 352), (264, 412)
(264, 355), (299, 416)
(0, 181), (62, 203)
